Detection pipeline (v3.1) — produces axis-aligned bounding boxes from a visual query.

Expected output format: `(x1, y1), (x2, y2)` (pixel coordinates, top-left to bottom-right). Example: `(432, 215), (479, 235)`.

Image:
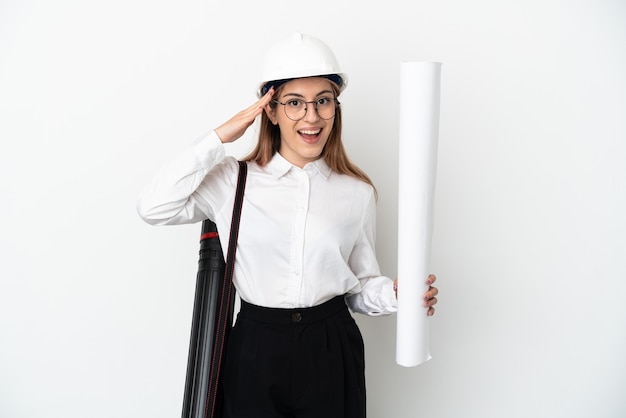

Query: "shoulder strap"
(225, 160), (248, 278)
(206, 160), (247, 418)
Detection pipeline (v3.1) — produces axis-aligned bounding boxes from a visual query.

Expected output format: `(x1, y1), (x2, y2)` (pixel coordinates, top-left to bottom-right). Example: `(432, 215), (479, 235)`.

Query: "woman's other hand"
(423, 274), (438, 316)
(394, 274), (438, 316)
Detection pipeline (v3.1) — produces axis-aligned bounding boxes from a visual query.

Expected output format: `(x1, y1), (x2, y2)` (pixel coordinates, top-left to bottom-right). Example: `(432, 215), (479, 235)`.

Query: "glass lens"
(284, 100), (305, 120)
(282, 98), (336, 120)
(315, 97), (336, 120)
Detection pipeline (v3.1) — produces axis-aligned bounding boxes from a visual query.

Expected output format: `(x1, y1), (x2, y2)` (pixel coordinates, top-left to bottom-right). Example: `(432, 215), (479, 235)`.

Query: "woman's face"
(265, 77), (337, 168)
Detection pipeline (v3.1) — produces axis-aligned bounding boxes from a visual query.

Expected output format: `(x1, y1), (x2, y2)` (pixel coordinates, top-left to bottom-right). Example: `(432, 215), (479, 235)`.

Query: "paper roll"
(396, 61), (441, 367)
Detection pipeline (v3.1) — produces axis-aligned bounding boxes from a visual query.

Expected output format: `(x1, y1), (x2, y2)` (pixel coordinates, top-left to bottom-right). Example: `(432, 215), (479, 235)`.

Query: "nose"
(302, 102), (320, 122)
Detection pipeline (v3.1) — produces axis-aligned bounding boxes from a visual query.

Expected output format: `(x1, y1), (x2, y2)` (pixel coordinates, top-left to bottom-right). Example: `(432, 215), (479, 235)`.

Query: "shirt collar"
(267, 152), (332, 180)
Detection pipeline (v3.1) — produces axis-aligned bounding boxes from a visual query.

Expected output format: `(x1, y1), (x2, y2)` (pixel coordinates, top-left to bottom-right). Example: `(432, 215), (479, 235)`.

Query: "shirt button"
(292, 312), (302, 323)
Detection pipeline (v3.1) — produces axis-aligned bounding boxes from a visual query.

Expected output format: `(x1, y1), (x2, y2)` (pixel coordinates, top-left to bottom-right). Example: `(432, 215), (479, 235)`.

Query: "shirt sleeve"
(136, 131), (238, 226)
(345, 190), (398, 316)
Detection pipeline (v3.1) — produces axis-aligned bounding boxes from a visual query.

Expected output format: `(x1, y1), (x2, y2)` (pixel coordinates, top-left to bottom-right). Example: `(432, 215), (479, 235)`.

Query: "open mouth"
(298, 128), (322, 142)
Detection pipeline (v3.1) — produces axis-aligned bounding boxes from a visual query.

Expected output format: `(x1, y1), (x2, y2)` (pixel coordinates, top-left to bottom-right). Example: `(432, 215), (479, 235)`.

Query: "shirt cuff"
(346, 278), (398, 316)
(376, 280), (399, 315)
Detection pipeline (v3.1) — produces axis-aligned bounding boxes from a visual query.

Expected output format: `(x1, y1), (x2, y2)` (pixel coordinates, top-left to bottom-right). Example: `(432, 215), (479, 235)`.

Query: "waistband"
(239, 295), (349, 325)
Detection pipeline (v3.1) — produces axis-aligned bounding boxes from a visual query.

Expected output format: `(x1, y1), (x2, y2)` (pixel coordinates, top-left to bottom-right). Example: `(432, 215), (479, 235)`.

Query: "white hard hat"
(257, 32), (348, 97)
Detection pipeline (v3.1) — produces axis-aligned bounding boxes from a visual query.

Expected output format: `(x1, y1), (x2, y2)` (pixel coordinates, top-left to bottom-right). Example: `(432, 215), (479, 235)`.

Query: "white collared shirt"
(137, 131), (397, 316)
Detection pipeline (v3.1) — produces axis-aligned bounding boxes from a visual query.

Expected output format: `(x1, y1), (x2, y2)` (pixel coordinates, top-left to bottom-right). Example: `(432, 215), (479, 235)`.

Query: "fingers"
(423, 274), (438, 317)
(395, 274), (439, 317)
(215, 88), (275, 144)
(238, 88), (274, 122)
(424, 296), (437, 307)
(426, 274), (436, 285)
(259, 86), (274, 105)
(424, 285), (438, 299)
(248, 87), (274, 116)
(422, 274), (438, 301)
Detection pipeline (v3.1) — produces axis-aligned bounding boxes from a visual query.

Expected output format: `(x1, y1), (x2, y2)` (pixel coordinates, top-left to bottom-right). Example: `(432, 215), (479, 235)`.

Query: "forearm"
(136, 131), (228, 225)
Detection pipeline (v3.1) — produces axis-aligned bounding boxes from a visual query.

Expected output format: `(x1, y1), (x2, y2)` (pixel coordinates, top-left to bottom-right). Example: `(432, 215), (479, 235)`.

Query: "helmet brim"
(257, 73), (347, 98)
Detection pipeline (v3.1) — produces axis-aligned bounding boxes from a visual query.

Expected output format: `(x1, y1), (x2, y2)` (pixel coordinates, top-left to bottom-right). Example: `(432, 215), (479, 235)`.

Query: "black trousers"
(222, 296), (366, 418)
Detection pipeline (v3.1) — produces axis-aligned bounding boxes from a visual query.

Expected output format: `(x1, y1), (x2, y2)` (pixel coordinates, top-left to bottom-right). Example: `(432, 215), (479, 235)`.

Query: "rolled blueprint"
(396, 61), (441, 367)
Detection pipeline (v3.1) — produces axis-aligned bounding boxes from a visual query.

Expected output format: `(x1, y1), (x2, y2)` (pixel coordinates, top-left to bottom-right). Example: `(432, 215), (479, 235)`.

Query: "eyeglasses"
(272, 97), (339, 121)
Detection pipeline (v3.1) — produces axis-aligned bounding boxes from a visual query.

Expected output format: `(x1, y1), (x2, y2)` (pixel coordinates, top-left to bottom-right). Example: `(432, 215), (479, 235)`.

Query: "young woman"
(137, 33), (438, 418)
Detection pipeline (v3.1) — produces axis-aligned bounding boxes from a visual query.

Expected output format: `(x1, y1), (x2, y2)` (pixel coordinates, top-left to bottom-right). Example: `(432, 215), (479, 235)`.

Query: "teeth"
(300, 129), (320, 135)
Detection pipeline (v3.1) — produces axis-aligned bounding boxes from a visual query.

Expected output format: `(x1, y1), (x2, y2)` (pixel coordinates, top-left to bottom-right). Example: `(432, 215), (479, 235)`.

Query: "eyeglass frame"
(271, 97), (340, 121)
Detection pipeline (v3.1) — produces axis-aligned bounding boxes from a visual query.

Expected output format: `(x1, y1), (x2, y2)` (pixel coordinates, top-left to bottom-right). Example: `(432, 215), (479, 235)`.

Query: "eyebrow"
(282, 89), (334, 99)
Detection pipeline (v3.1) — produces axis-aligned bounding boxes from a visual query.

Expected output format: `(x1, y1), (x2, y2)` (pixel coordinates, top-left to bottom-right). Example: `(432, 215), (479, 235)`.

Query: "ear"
(265, 104), (278, 125)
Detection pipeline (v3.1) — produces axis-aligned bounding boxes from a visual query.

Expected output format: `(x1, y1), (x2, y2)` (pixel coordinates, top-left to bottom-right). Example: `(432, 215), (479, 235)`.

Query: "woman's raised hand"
(214, 87), (275, 144)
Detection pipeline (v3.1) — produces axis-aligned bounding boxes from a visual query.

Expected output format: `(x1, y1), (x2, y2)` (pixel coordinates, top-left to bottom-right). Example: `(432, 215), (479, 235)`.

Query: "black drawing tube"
(181, 219), (226, 418)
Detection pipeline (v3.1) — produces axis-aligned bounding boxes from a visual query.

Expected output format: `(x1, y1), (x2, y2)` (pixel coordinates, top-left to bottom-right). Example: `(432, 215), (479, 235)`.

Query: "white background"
(1, 1), (624, 417)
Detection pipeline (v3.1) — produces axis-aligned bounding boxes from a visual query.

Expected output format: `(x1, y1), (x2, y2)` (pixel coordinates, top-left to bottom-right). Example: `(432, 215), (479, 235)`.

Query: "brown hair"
(243, 81), (377, 197)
